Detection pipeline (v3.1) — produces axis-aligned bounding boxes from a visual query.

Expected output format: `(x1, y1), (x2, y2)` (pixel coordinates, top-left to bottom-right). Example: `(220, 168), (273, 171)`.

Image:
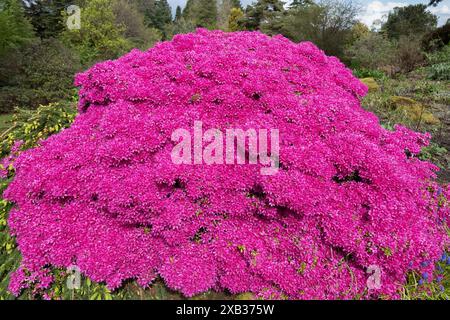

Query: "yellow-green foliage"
(235, 292), (255, 300)
(0, 102), (77, 158)
(389, 96), (440, 125)
(360, 77), (380, 92)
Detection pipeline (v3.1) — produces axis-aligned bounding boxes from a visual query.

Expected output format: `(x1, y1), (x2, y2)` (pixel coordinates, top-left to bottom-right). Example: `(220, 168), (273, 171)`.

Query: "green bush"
(346, 32), (396, 72)
(426, 45), (450, 80)
(0, 39), (81, 113)
(419, 143), (448, 170)
(353, 68), (386, 80)
(428, 62), (450, 80)
(422, 23), (450, 52)
(0, 102), (77, 159)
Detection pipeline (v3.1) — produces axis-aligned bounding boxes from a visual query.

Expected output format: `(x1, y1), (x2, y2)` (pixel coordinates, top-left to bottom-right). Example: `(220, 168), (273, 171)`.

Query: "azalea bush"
(2, 29), (450, 300)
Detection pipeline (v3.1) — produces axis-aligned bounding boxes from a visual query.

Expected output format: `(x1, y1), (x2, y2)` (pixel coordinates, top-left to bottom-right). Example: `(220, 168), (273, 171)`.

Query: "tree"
(381, 4), (437, 39)
(167, 17), (196, 38)
(228, 7), (244, 31)
(112, 0), (161, 49)
(347, 21), (370, 45)
(183, 0), (218, 29)
(145, 0), (172, 35)
(230, 0), (243, 10)
(422, 23), (450, 51)
(0, 38), (81, 112)
(61, 0), (132, 64)
(240, 0), (285, 33)
(175, 5), (182, 21)
(280, 3), (324, 42)
(218, 0), (242, 30)
(428, 0), (443, 6)
(197, 0), (218, 28)
(23, 0), (73, 39)
(345, 32), (396, 70)
(182, 0), (195, 18)
(134, 0), (156, 13)
(280, 0), (360, 58)
(0, 0), (34, 56)
(289, 0), (314, 8)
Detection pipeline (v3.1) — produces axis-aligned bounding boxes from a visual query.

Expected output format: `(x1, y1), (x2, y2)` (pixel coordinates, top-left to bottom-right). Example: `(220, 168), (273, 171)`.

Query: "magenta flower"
(4, 29), (449, 299)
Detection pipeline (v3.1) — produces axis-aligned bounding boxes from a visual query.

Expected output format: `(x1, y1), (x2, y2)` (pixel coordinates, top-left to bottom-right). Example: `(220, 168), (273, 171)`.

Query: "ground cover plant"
(1, 30), (449, 300)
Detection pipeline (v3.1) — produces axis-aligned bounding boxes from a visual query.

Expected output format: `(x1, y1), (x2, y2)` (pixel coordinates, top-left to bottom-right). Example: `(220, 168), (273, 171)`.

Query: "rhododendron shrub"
(4, 29), (449, 299)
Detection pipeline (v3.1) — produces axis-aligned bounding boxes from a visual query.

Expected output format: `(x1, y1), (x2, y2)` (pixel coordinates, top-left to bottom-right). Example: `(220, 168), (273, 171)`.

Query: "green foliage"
(279, 3), (323, 42)
(402, 248), (450, 300)
(422, 23), (450, 52)
(0, 102), (77, 300)
(361, 76), (446, 132)
(346, 32), (396, 71)
(289, 0), (315, 8)
(419, 143), (448, 170)
(0, 38), (81, 113)
(426, 45), (450, 80)
(217, 0), (241, 30)
(183, 0), (218, 29)
(165, 18), (196, 39)
(61, 0), (133, 64)
(0, 102), (77, 158)
(144, 0), (173, 39)
(347, 21), (370, 46)
(428, 62), (450, 80)
(347, 33), (425, 74)
(280, 0), (360, 59)
(353, 68), (386, 80)
(240, 0), (285, 33)
(382, 4), (437, 40)
(175, 5), (182, 21)
(113, 0), (162, 49)
(228, 7), (245, 32)
(0, 114), (13, 132)
(0, 0), (34, 56)
(0, 180), (20, 300)
(23, 0), (72, 39)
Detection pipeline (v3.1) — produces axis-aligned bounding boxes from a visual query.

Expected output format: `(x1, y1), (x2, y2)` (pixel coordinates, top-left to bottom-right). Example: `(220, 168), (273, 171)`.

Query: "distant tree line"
(0, 0), (447, 113)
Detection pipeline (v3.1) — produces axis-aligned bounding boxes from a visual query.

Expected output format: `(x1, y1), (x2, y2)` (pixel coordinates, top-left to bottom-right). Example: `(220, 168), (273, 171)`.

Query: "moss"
(389, 95), (440, 125)
(360, 78), (380, 92)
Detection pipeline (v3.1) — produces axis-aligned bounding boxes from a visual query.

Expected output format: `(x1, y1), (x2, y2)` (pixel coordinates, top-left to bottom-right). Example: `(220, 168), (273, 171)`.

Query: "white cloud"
(429, 4), (450, 24)
(358, 1), (407, 27)
(359, 1), (450, 28)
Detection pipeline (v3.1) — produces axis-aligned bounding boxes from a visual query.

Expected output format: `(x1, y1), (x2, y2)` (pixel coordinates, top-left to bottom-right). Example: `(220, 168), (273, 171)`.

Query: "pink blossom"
(4, 29), (449, 299)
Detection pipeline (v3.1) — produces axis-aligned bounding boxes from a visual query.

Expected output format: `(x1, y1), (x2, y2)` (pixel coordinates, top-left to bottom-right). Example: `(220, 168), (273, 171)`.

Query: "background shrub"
(0, 39), (81, 113)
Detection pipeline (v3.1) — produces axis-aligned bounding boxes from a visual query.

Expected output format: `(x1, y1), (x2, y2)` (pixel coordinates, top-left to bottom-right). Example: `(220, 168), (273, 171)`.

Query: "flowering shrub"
(3, 29), (449, 299)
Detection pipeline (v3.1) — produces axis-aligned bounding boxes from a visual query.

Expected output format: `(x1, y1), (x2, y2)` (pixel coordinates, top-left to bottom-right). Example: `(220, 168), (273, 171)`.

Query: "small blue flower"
(438, 265), (443, 273)
(447, 257), (450, 265)
(442, 253), (447, 262)
(422, 272), (429, 280)
(437, 275), (443, 283)
(421, 261), (430, 268)
(437, 186), (443, 196)
(439, 285), (445, 293)
(418, 279), (424, 285)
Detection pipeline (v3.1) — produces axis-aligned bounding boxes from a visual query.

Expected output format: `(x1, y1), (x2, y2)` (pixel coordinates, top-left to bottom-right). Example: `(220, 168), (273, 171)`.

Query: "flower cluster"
(4, 29), (449, 299)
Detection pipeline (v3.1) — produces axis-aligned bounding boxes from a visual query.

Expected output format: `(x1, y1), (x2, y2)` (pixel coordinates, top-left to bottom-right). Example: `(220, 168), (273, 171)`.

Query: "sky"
(167, 0), (450, 27)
